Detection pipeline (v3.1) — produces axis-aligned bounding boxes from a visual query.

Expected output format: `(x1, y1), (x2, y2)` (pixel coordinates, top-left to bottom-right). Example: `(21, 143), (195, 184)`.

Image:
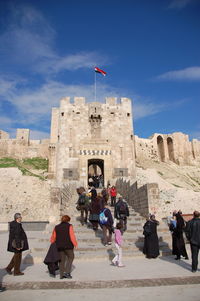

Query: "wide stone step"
(39, 236), (172, 249)
(23, 247), (172, 264)
(30, 239), (170, 251)
(4, 274), (200, 290)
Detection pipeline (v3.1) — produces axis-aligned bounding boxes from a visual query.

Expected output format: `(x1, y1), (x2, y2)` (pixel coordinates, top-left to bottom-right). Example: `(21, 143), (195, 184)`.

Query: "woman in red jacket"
(51, 215), (78, 279)
(110, 186), (117, 207)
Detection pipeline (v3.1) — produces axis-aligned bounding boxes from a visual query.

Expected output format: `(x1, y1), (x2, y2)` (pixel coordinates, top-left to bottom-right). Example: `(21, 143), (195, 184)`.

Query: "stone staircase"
(22, 205), (172, 264)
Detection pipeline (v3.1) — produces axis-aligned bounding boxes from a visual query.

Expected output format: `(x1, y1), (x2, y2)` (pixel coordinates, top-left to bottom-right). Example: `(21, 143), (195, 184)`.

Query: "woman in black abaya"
(143, 214), (160, 259)
(173, 212), (188, 260)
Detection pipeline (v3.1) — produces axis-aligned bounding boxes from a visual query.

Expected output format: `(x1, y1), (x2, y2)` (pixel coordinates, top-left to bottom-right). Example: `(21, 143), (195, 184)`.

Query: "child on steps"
(112, 222), (125, 267)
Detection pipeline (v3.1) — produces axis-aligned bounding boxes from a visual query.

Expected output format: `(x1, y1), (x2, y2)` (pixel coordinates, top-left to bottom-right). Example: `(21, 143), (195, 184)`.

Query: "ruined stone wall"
(136, 132), (200, 165)
(135, 135), (157, 161)
(0, 138), (50, 159)
(0, 130), (9, 139)
(192, 139), (200, 160)
(115, 178), (160, 218)
(0, 168), (54, 222)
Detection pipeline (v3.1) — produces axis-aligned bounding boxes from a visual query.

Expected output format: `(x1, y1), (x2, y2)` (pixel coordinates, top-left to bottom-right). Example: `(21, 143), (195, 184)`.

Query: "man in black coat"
(186, 211), (200, 272)
(5, 213), (29, 276)
(114, 197), (129, 233)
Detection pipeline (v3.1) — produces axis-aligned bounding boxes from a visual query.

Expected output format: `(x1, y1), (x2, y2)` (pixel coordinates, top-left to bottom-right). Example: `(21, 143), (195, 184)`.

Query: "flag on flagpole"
(94, 66), (107, 76)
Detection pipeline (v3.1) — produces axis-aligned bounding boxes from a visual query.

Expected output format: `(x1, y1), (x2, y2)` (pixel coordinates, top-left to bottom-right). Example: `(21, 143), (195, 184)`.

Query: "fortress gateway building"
(48, 97), (136, 188)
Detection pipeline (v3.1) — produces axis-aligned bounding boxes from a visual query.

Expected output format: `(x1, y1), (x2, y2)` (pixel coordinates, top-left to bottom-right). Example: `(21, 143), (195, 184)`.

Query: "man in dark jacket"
(186, 211), (200, 272)
(114, 197), (129, 233)
(5, 213), (29, 276)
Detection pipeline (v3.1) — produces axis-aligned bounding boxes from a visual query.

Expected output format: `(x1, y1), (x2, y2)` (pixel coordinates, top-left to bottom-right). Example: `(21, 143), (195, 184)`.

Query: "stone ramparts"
(0, 168), (52, 225)
(115, 178), (160, 218)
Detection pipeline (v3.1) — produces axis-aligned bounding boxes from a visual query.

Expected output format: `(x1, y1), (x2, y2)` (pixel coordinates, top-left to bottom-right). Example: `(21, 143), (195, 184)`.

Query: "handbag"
(89, 213), (99, 222)
(12, 239), (24, 249)
(76, 204), (81, 211)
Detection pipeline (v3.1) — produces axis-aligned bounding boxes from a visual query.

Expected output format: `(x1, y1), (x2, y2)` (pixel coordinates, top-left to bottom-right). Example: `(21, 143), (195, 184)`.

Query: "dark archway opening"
(88, 159), (104, 188)
(167, 137), (175, 162)
(157, 135), (165, 162)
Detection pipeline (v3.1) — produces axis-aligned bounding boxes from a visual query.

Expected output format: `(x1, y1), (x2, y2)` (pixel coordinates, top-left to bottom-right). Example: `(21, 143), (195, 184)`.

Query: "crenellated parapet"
(0, 129), (49, 159)
(49, 96), (135, 186)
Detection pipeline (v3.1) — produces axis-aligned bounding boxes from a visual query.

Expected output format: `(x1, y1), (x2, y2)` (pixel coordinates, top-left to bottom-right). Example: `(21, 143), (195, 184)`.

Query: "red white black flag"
(94, 66), (107, 76)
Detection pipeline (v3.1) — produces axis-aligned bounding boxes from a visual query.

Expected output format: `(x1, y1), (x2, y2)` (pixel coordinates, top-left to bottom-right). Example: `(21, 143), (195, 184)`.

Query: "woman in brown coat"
(89, 193), (103, 230)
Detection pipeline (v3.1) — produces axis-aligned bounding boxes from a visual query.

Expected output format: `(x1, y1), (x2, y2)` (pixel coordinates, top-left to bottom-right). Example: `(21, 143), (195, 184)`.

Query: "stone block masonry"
(115, 178), (160, 218)
(49, 97), (136, 188)
(0, 168), (53, 223)
(0, 96), (200, 223)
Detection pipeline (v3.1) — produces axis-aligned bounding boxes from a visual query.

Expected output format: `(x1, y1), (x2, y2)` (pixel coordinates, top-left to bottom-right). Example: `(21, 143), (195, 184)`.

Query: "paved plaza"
(0, 230), (200, 300)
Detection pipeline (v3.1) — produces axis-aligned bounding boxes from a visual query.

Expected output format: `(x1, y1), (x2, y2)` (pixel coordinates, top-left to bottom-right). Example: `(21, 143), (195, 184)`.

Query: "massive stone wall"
(0, 129), (49, 159)
(0, 96), (200, 222)
(0, 168), (56, 223)
(49, 97), (136, 187)
(115, 178), (160, 218)
(135, 132), (200, 165)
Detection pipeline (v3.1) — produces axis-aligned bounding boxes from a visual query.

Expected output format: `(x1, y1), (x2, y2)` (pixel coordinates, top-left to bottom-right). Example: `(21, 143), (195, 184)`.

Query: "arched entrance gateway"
(88, 159), (104, 188)
(167, 137), (175, 162)
(157, 135), (165, 162)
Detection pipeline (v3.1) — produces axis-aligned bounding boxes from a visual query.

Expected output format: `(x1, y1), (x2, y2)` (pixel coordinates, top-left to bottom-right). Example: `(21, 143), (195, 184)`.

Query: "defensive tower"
(49, 97), (136, 187)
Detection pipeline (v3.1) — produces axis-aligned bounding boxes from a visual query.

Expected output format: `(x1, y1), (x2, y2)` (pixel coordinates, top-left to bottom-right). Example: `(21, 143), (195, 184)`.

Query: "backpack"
(118, 201), (127, 215)
(78, 195), (86, 205)
(169, 219), (176, 232)
(99, 209), (108, 225)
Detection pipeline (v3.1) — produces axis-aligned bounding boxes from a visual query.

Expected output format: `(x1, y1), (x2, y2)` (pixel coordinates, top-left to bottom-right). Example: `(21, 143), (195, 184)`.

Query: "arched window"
(157, 136), (165, 162)
(167, 137), (175, 162)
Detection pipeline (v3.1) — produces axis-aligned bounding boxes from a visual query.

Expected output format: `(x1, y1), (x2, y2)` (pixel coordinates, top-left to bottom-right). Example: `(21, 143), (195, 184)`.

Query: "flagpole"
(94, 69), (96, 102)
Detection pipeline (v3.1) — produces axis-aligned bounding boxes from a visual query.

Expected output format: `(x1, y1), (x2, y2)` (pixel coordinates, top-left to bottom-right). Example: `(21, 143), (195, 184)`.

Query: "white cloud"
(0, 75), (188, 135)
(0, 77), (22, 96)
(133, 102), (166, 120)
(0, 116), (13, 127)
(0, 77), (121, 126)
(168, 0), (195, 9)
(156, 66), (200, 81)
(0, 5), (107, 75)
(0, 5), (55, 66)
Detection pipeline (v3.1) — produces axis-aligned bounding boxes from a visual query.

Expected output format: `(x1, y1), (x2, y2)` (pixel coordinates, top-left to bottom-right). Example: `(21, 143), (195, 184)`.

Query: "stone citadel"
(0, 97), (200, 224)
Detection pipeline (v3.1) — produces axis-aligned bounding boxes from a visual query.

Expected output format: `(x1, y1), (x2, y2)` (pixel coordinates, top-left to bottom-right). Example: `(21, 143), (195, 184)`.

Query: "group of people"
(76, 186), (130, 268)
(76, 186), (129, 242)
(3, 204), (200, 285)
(143, 209), (200, 274)
(88, 174), (104, 188)
(76, 185), (118, 227)
(168, 210), (189, 260)
(169, 209), (200, 273)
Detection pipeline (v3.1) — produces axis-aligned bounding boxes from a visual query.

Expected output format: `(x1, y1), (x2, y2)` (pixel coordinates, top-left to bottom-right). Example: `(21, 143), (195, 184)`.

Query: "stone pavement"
(0, 238), (199, 290)
(0, 206), (199, 291)
(1, 285), (200, 301)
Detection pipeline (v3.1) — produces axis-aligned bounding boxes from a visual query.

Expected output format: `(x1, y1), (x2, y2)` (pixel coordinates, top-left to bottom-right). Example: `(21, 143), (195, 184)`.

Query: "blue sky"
(0, 0), (200, 140)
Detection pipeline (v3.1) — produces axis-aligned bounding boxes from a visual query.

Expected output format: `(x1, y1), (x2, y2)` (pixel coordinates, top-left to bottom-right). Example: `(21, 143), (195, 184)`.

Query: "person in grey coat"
(5, 213), (29, 276)
(186, 211), (200, 272)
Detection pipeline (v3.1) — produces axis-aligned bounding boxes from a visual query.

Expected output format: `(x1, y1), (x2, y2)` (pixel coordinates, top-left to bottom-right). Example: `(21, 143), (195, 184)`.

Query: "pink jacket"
(114, 229), (123, 246)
